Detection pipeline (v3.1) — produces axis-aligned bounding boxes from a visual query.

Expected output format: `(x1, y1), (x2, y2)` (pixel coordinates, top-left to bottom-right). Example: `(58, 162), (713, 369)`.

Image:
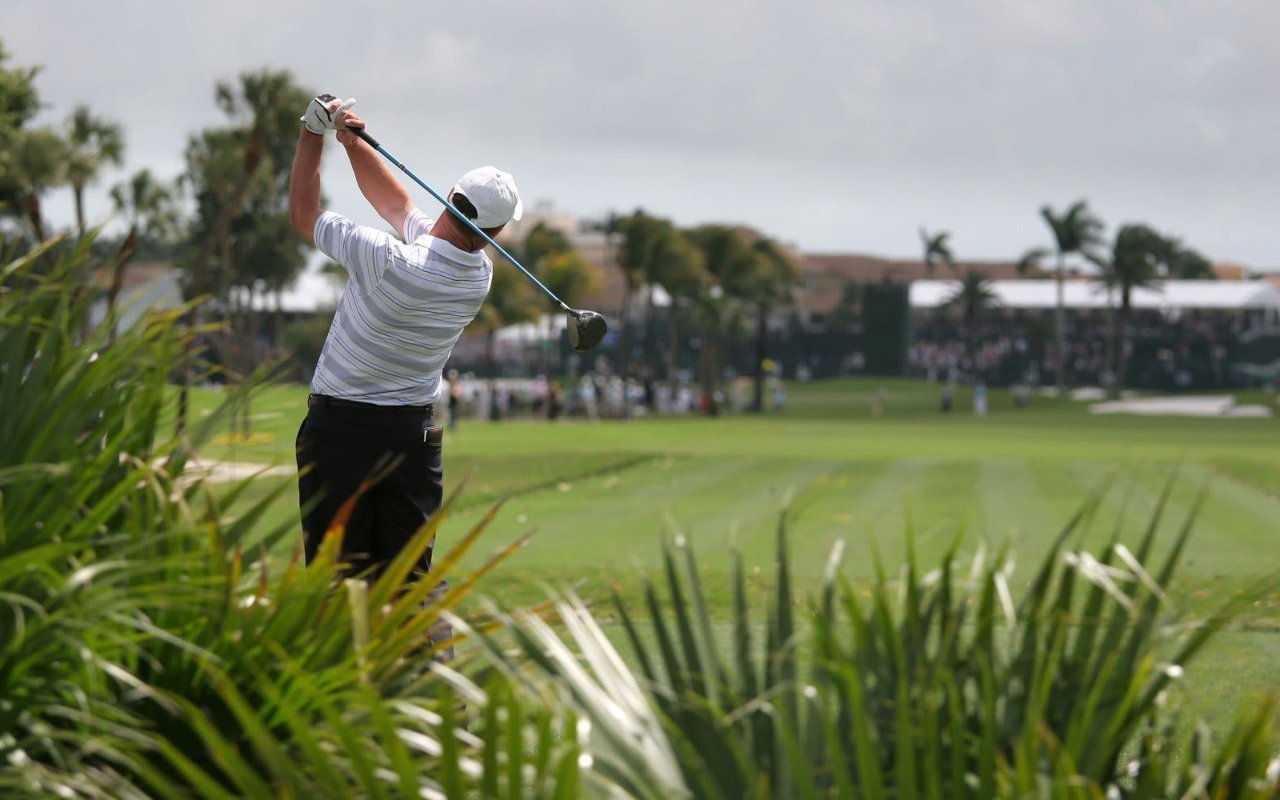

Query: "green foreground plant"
(1, 242), (1277, 798)
(0, 243), (594, 798)
(478, 501), (1279, 798)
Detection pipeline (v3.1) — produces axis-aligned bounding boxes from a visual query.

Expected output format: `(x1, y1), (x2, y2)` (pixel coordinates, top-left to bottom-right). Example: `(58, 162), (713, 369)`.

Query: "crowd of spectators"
(909, 308), (1277, 390)
(437, 368), (789, 426)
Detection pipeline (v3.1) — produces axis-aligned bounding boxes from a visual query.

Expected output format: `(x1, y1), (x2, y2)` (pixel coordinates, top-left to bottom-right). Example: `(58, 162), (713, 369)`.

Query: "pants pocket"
(422, 425), (444, 504)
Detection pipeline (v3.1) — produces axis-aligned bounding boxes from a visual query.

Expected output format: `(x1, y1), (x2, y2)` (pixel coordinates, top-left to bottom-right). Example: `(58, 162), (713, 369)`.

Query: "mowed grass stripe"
(1091, 462), (1280, 581)
(986, 460), (1280, 590)
(454, 455), (843, 574)
(977, 459), (1052, 549)
(784, 459), (933, 574)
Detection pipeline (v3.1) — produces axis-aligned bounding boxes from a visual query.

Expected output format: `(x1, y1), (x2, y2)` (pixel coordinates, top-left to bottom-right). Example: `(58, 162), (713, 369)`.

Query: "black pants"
(296, 395), (444, 579)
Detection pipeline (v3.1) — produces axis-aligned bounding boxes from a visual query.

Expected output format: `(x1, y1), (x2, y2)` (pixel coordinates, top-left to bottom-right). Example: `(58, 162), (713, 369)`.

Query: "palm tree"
(0, 42), (45, 235)
(1088, 223), (1164, 397)
(1158, 237), (1215, 279)
(640, 226), (703, 380)
(614, 211), (686, 376)
(184, 69), (310, 304)
(945, 269), (999, 377)
(653, 236), (706, 382)
(105, 169), (180, 321)
(613, 211), (646, 370)
(176, 69), (310, 435)
(65, 106), (124, 238)
(0, 41), (41, 130)
(1036, 201), (1104, 393)
(686, 224), (756, 416)
(3, 127), (67, 242)
(919, 226), (956, 277)
(1016, 247), (1050, 277)
(744, 236), (799, 412)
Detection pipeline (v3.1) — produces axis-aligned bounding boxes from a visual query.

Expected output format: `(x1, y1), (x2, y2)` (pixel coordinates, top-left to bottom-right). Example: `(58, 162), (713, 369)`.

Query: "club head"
(566, 309), (607, 352)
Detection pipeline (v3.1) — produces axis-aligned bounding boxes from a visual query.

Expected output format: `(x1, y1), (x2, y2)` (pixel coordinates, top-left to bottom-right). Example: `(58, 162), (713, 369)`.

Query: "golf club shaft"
(352, 128), (570, 312)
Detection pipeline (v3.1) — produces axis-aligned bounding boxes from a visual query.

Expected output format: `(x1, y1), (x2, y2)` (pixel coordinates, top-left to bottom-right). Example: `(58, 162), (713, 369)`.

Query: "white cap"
(450, 166), (523, 228)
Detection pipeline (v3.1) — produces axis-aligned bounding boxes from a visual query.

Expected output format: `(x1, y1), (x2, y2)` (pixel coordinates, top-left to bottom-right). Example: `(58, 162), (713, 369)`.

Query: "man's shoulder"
(401, 207), (437, 242)
(313, 209), (349, 238)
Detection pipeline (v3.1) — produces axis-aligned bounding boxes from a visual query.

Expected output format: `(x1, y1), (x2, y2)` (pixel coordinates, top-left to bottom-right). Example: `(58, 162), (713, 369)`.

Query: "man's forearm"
(289, 130), (325, 243)
(343, 138), (414, 234)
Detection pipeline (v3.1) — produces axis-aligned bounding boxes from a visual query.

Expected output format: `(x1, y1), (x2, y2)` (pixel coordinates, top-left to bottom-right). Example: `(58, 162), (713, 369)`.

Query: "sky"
(5, 0), (1278, 269)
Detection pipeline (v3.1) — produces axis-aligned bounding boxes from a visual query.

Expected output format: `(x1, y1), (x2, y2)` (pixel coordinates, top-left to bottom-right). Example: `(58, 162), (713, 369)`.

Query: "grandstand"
(908, 280), (1280, 390)
(909, 279), (1280, 317)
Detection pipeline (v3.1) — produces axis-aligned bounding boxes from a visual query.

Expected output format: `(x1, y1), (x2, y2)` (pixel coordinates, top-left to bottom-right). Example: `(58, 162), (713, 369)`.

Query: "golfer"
(287, 93), (522, 582)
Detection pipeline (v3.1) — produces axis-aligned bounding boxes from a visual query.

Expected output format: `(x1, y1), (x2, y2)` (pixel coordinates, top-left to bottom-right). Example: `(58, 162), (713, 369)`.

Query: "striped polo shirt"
(310, 209), (492, 406)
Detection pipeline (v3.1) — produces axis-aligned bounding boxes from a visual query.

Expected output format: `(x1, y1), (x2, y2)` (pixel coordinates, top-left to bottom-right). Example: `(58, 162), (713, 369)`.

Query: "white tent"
(910, 279), (1280, 314)
(494, 313), (568, 343)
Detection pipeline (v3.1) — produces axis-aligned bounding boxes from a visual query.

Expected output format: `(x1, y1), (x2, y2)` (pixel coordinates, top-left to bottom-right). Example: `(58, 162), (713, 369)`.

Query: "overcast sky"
(5, 0), (1278, 268)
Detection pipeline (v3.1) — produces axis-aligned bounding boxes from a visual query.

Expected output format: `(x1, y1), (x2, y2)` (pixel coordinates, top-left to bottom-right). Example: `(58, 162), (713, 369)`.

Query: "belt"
(308, 393), (434, 415)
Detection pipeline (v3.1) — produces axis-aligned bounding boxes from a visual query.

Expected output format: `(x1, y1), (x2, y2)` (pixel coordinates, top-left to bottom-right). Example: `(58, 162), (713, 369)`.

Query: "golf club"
(349, 127), (608, 353)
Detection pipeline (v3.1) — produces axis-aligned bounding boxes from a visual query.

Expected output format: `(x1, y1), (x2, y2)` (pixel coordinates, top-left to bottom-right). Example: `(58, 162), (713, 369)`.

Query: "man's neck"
(433, 215), (483, 252)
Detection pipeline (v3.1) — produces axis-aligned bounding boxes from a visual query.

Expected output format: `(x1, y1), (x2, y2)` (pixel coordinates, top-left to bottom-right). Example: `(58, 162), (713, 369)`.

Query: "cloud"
(3, 0), (1278, 266)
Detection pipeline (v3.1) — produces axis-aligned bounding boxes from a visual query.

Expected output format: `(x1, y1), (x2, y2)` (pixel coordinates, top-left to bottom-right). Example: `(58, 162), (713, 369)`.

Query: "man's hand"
(300, 94), (356, 135)
(335, 107), (367, 147)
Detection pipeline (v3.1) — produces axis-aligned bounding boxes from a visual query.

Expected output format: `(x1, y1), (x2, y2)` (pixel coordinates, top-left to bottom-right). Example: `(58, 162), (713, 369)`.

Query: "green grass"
(190, 378), (1280, 731)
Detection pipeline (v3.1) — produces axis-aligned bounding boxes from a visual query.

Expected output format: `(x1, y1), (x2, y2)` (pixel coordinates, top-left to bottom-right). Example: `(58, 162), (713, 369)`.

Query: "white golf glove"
(300, 94), (356, 135)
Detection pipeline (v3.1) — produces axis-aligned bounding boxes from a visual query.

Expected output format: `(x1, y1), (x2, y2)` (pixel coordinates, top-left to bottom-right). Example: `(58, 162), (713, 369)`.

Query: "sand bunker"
(1090, 395), (1273, 418)
(183, 461), (294, 483)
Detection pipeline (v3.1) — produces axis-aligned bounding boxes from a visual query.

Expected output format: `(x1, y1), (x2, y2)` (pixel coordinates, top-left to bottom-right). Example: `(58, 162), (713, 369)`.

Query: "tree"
(744, 236), (799, 412)
(514, 222), (606, 373)
(1158, 237), (1215, 279)
(0, 40), (45, 240)
(229, 207), (307, 345)
(945, 269), (998, 376)
(1088, 223), (1165, 396)
(520, 221), (574, 274)
(175, 69), (311, 435)
(65, 106), (124, 238)
(105, 169), (181, 322)
(539, 250), (604, 375)
(540, 251), (603, 313)
(1, 127), (66, 242)
(685, 224), (757, 416)
(613, 211), (649, 370)
(518, 219), (604, 320)
(651, 235), (706, 381)
(0, 40), (40, 134)
(919, 226), (956, 277)
(1016, 248), (1050, 278)
(1032, 200), (1104, 393)
(474, 264), (537, 382)
(615, 211), (701, 377)
(615, 210), (677, 373)
(181, 70), (311, 303)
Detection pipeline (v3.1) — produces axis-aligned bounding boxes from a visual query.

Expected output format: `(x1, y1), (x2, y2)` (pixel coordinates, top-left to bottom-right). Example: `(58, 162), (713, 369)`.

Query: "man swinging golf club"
(287, 94), (521, 610)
